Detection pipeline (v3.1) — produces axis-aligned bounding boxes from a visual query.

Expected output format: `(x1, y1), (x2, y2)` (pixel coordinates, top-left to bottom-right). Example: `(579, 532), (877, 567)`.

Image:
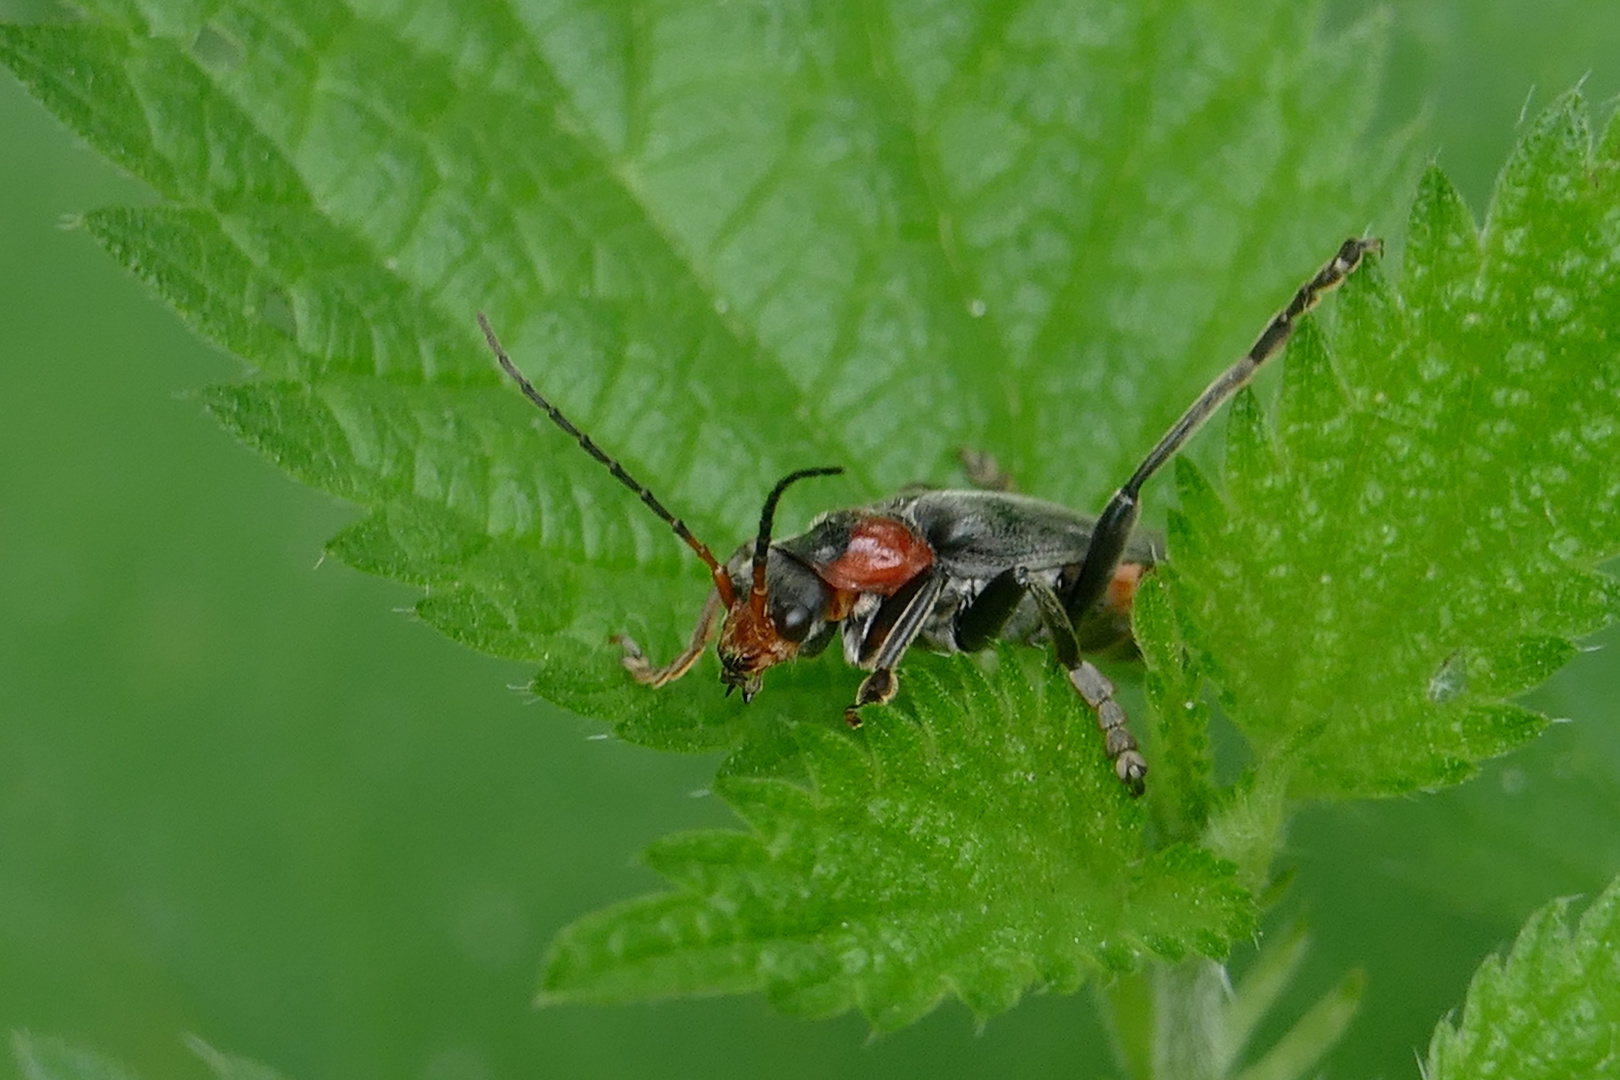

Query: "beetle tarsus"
(612, 588), (724, 688)
(1069, 659), (1147, 798)
(847, 668), (898, 726)
(612, 633), (668, 685)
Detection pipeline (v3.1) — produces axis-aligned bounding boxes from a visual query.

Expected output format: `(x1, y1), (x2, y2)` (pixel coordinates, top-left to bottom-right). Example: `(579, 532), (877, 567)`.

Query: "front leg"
(612, 587), (723, 687)
(843, 571), (948, 727)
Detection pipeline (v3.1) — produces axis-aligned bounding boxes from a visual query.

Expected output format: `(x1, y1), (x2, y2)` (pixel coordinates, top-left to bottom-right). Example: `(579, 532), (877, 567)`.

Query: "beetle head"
(714, 467), (844, 701)
(715, 545), (841, 700)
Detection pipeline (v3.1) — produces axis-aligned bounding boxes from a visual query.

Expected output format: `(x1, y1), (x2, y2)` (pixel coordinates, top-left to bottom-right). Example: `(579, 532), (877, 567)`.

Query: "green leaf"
(539, 648), (1252, 1029)
(1424, 873), (1620, 1080)
(1171, 93), (1620, 801)
(1137, 569), (1217, 844)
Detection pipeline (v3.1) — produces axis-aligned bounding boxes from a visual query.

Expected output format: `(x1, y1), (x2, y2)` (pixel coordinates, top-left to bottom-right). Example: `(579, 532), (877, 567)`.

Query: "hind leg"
(951, 565), (1147, 794)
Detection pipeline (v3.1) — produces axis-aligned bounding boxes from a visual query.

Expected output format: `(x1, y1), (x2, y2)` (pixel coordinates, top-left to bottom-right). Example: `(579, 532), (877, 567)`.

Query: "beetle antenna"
(478, 313), (738, 607)
(752, 467), (844, 617)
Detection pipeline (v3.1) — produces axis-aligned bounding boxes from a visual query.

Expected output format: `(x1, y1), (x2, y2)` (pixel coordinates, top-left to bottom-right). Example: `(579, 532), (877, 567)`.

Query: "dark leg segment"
(1063, 237), (1380, 623)
(952, 566), (1027, 653)
(844, 571), (948, 727)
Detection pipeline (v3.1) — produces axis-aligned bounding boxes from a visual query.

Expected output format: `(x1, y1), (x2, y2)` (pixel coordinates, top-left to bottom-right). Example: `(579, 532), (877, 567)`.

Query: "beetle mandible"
(480, 237), (1380, 795)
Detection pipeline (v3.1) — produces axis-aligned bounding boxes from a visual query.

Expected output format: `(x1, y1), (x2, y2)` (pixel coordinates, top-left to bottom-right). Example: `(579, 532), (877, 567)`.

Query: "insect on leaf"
(19, 0), (1616, 1033)
(0, 0), (1408, 754)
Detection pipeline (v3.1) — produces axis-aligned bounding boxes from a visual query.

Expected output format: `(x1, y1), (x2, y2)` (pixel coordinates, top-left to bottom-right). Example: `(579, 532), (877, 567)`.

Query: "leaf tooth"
(0, 24), (184, 195)
(791, 723), (877, 806)
(1599, 104), (1620, 166)
(642, 830), (768, 887)
(1174, 456), (1229, 543)
(83, 206), (307, 377)
(1486, 89), (1593, 249)
(1405, 165), (1483, 322)
(1224, 386), (1279, 514)
(1424, 876), (1620, 1079)
(1276, 321), (1349, 444)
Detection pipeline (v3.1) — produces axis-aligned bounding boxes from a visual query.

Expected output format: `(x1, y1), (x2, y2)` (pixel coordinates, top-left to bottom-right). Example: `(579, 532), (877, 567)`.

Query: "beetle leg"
(613, 587), (723, 687)
(844, 571), (948, 727)
(1064, 237), (1380, 624)
(1016, 568), (1148, 795)
(956, 447), (1016, 491)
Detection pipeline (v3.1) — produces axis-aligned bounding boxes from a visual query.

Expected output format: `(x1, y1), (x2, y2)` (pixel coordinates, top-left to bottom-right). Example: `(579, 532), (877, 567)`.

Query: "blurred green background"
(2, 3), (1618, 1078)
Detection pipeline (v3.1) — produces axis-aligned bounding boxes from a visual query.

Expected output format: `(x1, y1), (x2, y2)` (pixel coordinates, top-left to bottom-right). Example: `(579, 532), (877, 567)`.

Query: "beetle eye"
(776, 603), (813, 642)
